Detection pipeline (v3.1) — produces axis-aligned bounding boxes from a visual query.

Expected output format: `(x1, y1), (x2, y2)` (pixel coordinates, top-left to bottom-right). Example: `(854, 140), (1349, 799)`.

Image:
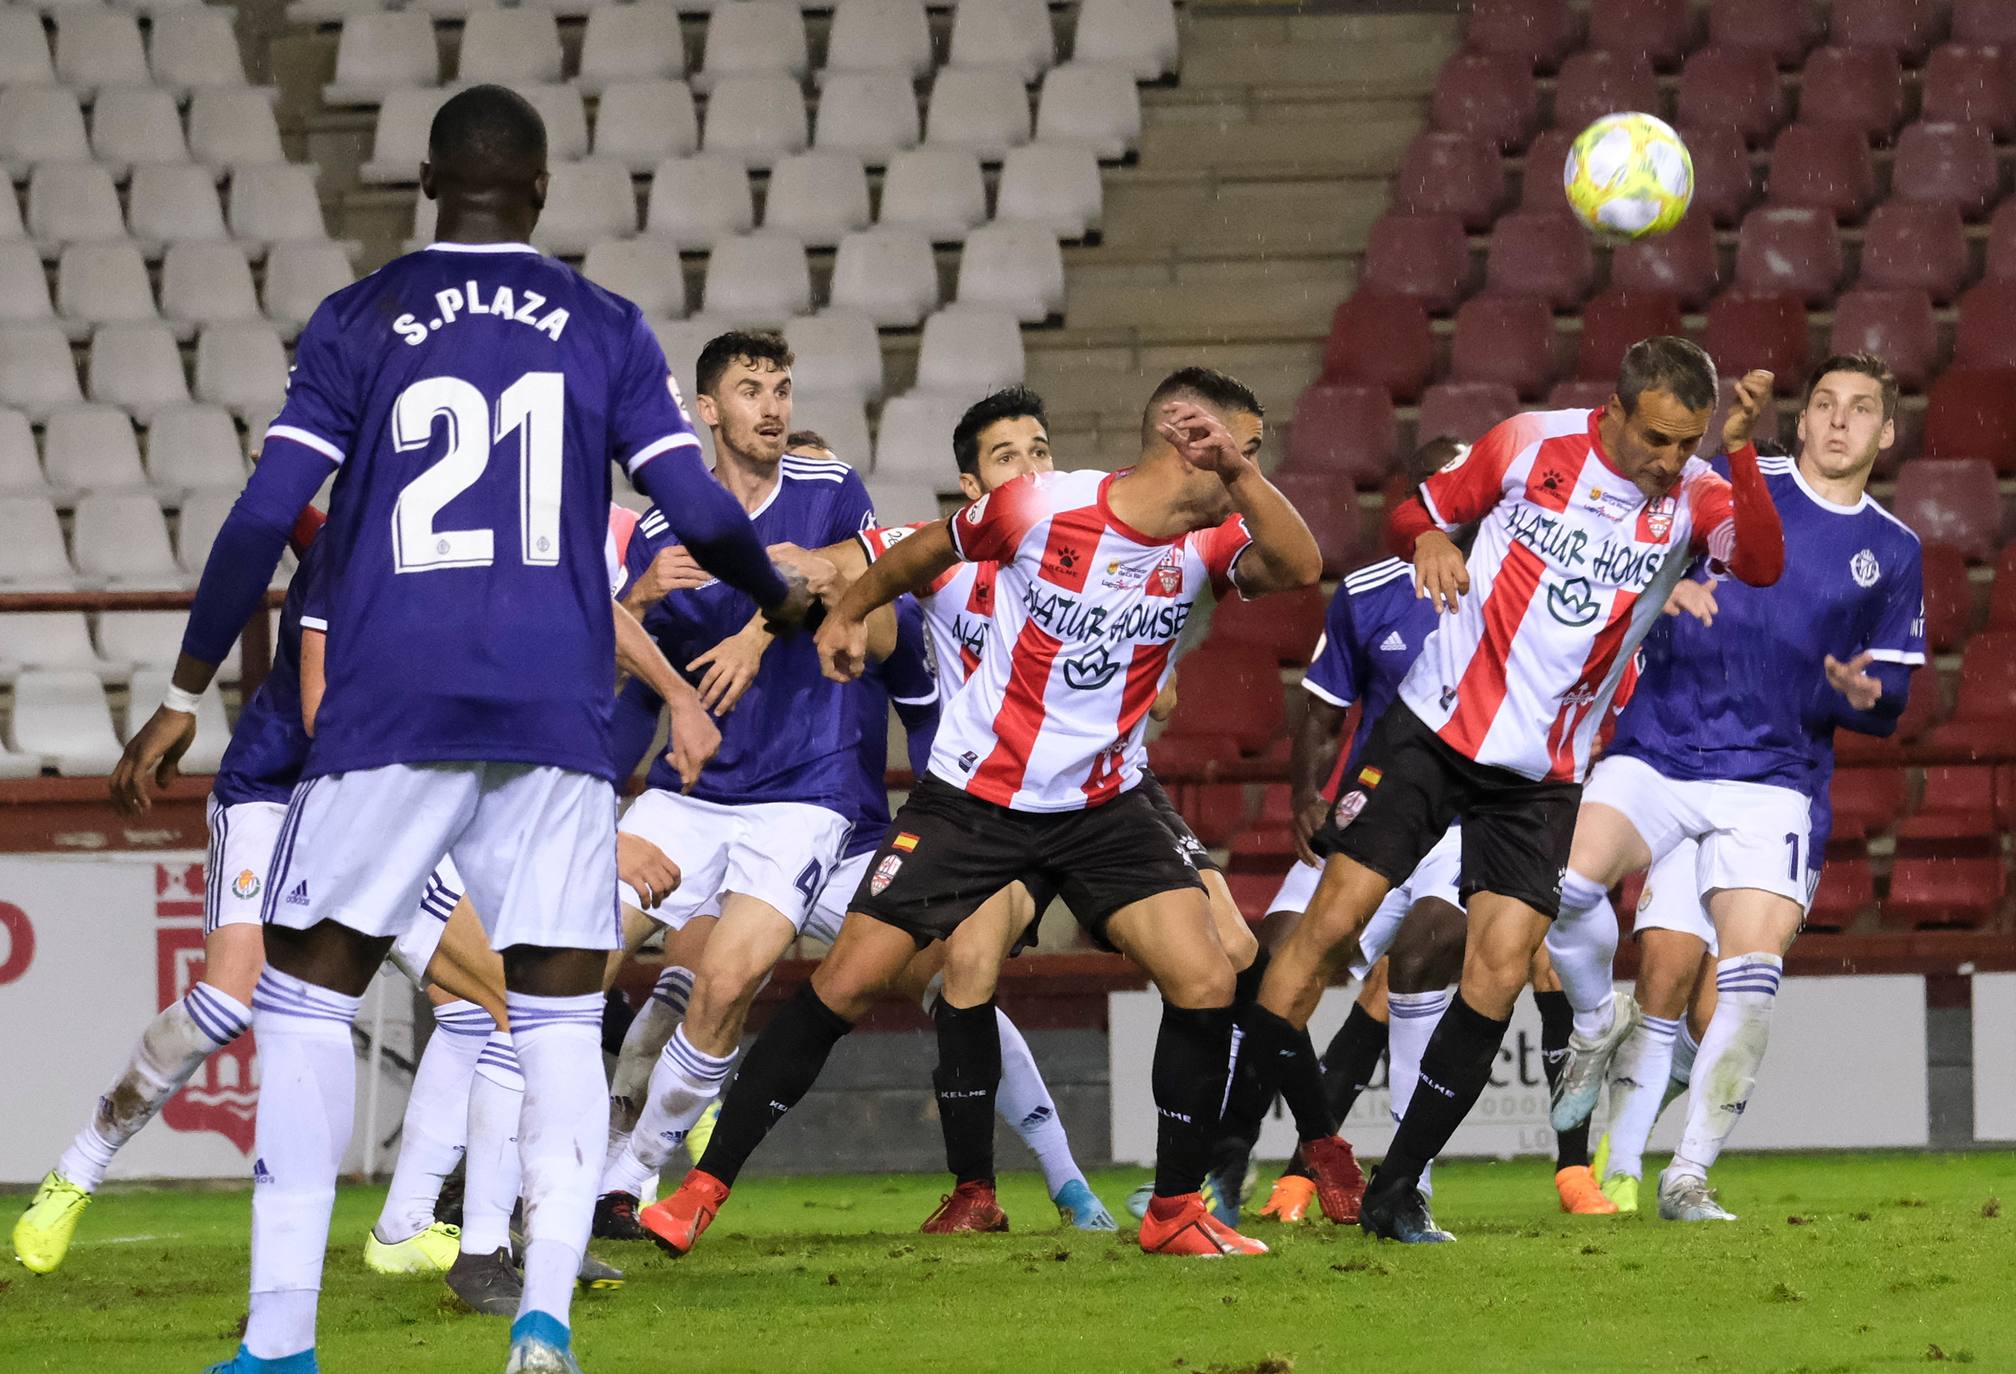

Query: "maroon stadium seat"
(1609, 211), (1720, 306)
(1953, 0), (2016, 47)
(1830, 768), (1906, 841)
(1430, 50), (1541, 151)
(1485, 210), (1594, 308)
(1998, 762), (2016, 830)
(1520, 128), (1575, 213)
(1882, 856), (2007, 929)
(1920, 44), (2016, 139)
(1321, 293), (1434, 402)
(1700, 372), (1782, 455)
(1164, 651), (1285, 754)
(1551, 49), (1662, 134)
(1920, 542), (1975, 651)
(1899, 765), (2002, 847)
(1954, 283), (2016, 371)
(1283, 381), (1398, 484)
(1923, 367), (2016, 471)
(1984, 200), (2016, 282)
(1829, 0), (1944, 64)
(1207, 584), (1326, 664)
(1929, 631), (2016, 752)
(1675, 121), (1756, 226)
(1837, 664), (1947, 764)
(1707, 0), (1816, 67)
(1359, 212), (1472, 312)
(1463, 0), (1577, 71)
(1146, 730), (1240, 777)
(1699, 290), (1809, 389)
(1548, 379), (1614, 411)
(1418, 380), (1522, 446)
(1393, 132), (1507, 230)
(1892, 457), (2003, 560)
(1575, 289), (1684, 380)
(1889, 122), (1998, 219)
(1451, 292), (1558, 397)
(1828, 287), (1938, 391)
(1859, 200), (1970, 303)
(1734, 206), (1844, 302)
(1677, 47), (1785, 146)
(1270, 470), (1364, 578)
(1796, 48), (1905, 141)
(1990, 545), (2016, 629)
(1588, 0), (1692, 71)
(1804, 857), (1873, 932)
(1764, 122), (1876, 220)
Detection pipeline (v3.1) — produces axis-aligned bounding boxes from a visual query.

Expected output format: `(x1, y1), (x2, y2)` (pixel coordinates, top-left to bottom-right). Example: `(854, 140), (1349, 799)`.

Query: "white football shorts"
(205, 796), (287, 933)
(262, 762), (622, 952)
(1583, 754), (1812, 909)
(1264, 858), (1322, 918)
(1630, 835), (1717, 955)
(387, 859), (467, 987)
(1350, 822), (1462, 980)
(616, 789), (853, 935)
(805, 848), (874, 947)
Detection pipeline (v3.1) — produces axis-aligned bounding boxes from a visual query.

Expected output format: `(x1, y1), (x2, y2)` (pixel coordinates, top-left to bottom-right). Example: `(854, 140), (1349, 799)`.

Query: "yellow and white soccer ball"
(1562, 112), (1694, 240)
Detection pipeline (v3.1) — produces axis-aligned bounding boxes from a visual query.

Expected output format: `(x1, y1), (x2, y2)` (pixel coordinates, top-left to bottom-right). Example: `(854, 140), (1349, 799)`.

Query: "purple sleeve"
(180, 441), (335, 665)
(610, 676), (667, 778)
(896, 697), (940, 776)
(630, 449), (790, 607)
(1833, 661), (1912, 735)
(1301, 585), (1360, 708)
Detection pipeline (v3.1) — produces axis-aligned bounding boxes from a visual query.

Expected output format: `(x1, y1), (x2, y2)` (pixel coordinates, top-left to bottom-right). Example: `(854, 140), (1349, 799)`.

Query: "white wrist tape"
(162, 685), (202, 715)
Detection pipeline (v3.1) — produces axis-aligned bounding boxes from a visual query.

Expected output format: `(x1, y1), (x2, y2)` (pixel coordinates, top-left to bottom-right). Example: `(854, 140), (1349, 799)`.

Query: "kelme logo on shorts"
(1546, 575), (1600, 627)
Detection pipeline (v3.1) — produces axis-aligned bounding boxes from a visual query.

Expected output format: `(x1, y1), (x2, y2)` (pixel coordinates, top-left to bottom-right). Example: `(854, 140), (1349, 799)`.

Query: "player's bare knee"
(1388, 898), (1465, 992)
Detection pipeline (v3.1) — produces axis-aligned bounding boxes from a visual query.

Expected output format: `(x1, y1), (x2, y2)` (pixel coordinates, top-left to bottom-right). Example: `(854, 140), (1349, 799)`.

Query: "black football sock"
(695, 982), (852, 1187)
(1534, 989), (1589, 1169)
(1320, 1000), (1391, 1123)
(1153, 1003), (1234, 1198)
(932, 998), (1002, 1187)
(1375, 993), (1509, 1193)
(1232, 945), (1271, 1011)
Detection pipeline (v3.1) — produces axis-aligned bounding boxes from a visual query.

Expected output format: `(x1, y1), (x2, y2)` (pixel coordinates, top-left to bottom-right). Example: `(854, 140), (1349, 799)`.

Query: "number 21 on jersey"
(392, 371), (564, 574)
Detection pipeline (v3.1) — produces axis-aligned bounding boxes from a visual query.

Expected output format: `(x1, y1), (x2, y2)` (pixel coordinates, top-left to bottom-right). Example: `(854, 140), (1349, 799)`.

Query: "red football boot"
(1138, 1192), (1268, 1257)
(1301, 1134), (1367, 1224)
(638, 1169), (730, 1258)
(919, 1180), (1009, 1234)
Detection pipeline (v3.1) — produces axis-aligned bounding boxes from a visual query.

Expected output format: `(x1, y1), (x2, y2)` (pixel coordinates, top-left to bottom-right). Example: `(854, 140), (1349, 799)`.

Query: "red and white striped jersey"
(927, 469), (1251, 811)
(605, 503), (640, 596)
(857, 521), (998, 690)
(1401, 408), (1738, 783)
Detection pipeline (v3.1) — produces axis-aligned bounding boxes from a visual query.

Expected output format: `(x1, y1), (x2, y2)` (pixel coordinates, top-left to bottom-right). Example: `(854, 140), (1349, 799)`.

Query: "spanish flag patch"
(892, 832), (920, 852)
(1357, 766), (1383, 788)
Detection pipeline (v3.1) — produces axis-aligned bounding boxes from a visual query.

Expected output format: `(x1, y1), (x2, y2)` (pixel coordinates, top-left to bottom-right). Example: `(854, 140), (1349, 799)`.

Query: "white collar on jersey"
(1772, 451), (1871, 517)
(423, 241), (540, 254)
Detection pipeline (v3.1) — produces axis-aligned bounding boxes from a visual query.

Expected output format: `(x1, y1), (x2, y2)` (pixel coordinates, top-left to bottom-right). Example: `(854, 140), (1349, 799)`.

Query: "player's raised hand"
(110, 704), (197, 816)
(617, 832), (683, 909)
(688, 620), (771, 714)
(1412, 528), (1469, 614)
(1722, 370), (1774, 453)
(766, 542), (843, 601)
(815, 609), (870, 683)
(1663, 578), (1720, 626)
(1157, 401), (1246, 478)
(1824, 651), (1883, 711)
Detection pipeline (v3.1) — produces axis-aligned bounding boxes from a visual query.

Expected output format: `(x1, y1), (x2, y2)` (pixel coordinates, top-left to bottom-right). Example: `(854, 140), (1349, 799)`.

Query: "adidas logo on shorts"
(284, 880), (310, 907)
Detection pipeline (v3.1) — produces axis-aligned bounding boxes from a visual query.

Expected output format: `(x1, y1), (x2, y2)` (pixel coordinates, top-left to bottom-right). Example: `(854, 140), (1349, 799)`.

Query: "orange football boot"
(1138, 1192), (1268, 1257)
(1555, 1165), (1619, 1215)
(638, 1169), (730, 1257)
(1258, 1174), (1315, 1223)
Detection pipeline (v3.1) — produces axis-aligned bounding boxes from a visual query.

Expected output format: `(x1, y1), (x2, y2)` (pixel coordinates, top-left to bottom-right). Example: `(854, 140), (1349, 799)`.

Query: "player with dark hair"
(1220, 337), (1786, 1244)
(107, 84), (809, 1374)
(1556, 353), (1921, 1221)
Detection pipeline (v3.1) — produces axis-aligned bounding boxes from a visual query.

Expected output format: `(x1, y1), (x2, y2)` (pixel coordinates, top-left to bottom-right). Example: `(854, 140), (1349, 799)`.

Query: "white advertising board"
(1973, 972), (2016, 1142)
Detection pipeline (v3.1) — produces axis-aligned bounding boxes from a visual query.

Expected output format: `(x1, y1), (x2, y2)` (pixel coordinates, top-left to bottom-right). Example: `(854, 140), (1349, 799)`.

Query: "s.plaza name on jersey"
(391, 280), (573, 347)
(1502, 501), (1668, 590)
(1021, 581), (1192, 643)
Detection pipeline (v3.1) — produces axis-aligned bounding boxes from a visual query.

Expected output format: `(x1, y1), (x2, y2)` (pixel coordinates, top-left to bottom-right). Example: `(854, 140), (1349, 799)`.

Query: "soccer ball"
(1562, 112), (1694, 240)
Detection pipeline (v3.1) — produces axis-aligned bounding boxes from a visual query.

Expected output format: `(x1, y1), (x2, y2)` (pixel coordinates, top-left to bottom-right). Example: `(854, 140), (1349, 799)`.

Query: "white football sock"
(992, 1007), (1083, 1198)
(374, 999), (493, 1243)
(1668, 955), (1781, 1182)
(1387, 988), (1452, 1197)
(244, 969), (360, 1360)
(1548, 870), (1621, 1036)
(1602, 1012), (1679, 1181)
(1661, 1020), (1700, 1113)
(508, 992), (606, 1330)
(603, 967), (690, 1182)
(603, 1024), (734, 1199)
(461, 1032), (524, 1256)
(58, 981), (251, 1192)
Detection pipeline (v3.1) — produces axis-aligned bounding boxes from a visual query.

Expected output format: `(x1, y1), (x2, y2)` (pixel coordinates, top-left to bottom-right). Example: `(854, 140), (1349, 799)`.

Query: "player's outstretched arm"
(630, 444), (811, 623)
(1825, 652), (1911, 736)
(613, 599), (721, 791)
(1159, 401), (1321, 594)
(1708, 370), (1785, 587)
(814, 521), (960, 683)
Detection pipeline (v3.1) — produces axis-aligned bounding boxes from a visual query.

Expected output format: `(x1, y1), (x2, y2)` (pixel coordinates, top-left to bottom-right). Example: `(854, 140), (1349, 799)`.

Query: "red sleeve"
(1411, 412), (1537, 536)
(857, 520), (934, 563)
(947, 472), (1049, 565)
(1686, 443), (1783, 586)
(1196, 515), (1253, 597)
(1386, 496), (1438, 559)
(288, 505), (326, 557)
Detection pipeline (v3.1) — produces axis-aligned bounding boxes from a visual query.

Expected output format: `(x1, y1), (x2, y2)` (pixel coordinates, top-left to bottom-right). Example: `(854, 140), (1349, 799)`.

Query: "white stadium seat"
(650, 315), (730, 394)
(0, 88), (90, 176)
(228, 164), (330, 251)
(1072, 0), (1179, 80)
(27, 162), (126, 251)
(956, 221), (1065, 321)
(828, 227), (939, 327)
(701, 74), (809, 169)
(8, 669), (124, 775)
(44, 404), (149, 492)
(1036, 62), (1142, 160)
(194, 322), (289, 418)
(949, 0), (1056, 84)
(695, 1), (807, 94)
(583, 238), (688, 320)
(359, 88), (441, 185)
(0, 613), (114, 681)
(879, 147), (988, 242)
(0, 182), (23, 241)
(458, 8), (565, 87)
(325, 13), (441, 105)
(824, 0), (932, 80)
(763, 151), (870, 249)
(88, 323), (189, 422)
(874, 392), (972, 489)
(814, 71), (921, 166)
(407, 194), (438, 253)
(263, 241), (356, 335)
(0, 241), (57, 326)
(150, 10), (251, 93)
(176, 487), (238, 578)
(97, 612), (192, 676)
(703, 231), (812, 328)
(127, 669), (230, 772)
(128, 163), (230, 248)
(645, 154), (753, 248)
(914, 307), (1025, 399)
(0, 324), (84, 420)
(925, 67), (1031, 160)
(578, 3), (686, 95)
(73, 491), (181, 585)
(0, 496), (77, 587)
(524, 85), (591, 164)
(161, 240), (262, 332)
(997, 141), (1103, 238)
(146, 404), (247, 493)
(782, 311), (883, 401)
(863, 476), (939, 525)
(188, 89), (287, 174)
(91, 86), (190, 175)
(784, 392), (872, 470)
(530, 159), (637, 256)
(0, 409), (47, 495)
(0, 11), (57, 87)
(53, 13), (149, 95)
(594, 80), (700, 173)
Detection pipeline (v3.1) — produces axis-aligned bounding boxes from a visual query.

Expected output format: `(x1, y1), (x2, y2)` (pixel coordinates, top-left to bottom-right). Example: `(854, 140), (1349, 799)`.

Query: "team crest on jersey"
(1438, 443), (1471, 474)
(1147, 551), (1184, 598)
(231, 869), (261, 900)
(1850, 548), (1880, 588)
(870, 854), (903, 895)
(1335, 790), (1369, 826)
(1640, 496), (1677, 542)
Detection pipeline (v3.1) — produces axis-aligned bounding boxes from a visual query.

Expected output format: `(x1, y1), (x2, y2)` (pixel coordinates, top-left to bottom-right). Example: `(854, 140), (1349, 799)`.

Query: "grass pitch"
(6, 1152), (2013, 1374)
